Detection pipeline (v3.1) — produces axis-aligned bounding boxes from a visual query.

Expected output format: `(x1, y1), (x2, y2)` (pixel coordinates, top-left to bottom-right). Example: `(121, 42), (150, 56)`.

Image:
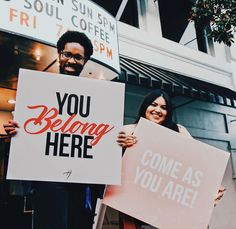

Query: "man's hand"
(3, 120), (19, 136)
(116, 131), (137, 148)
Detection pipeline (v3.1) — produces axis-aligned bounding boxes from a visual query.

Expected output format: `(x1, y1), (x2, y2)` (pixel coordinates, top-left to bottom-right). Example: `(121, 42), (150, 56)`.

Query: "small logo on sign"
(63, 169), (72, 179)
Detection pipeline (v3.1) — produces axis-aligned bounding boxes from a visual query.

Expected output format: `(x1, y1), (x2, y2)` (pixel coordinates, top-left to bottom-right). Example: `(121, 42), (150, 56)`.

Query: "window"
(158, 0), (213, 54)
(91, 0), (139, 27)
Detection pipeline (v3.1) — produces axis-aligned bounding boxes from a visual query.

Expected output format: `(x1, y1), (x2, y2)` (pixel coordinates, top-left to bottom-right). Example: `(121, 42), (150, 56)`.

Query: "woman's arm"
(214, 185), (226, 207)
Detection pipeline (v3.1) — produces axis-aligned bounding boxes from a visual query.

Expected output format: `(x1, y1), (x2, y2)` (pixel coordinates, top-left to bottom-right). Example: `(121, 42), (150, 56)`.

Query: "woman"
(116, 89), (225, 229)
(117, 89), (190, 149)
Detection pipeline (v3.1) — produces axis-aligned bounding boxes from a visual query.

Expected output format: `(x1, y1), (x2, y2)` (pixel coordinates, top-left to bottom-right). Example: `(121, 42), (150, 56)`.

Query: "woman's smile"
(145, 96), (167, 125)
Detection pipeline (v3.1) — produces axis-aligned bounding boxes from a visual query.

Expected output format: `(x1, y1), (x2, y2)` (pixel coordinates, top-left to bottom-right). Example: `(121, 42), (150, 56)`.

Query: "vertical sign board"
(0, 0), (119, 73)
(103, 118), (229, 228)
(7, 69), (124, 184)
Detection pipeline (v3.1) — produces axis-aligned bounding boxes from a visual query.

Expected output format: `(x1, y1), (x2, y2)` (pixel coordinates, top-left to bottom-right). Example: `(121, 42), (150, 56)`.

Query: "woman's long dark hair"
(137, 89), (179, 132)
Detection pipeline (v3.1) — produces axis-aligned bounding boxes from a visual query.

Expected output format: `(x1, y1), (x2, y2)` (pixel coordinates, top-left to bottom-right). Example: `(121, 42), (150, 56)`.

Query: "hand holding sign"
(3, 120), (19, 136)
(214, 185), (226, 207)
(116, 130), (137, 148)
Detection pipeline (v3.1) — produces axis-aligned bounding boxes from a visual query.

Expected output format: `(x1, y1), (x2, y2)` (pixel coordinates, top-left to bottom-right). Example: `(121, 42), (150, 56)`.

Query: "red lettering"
(66, 120), (83, 133)
(60, 114), (77, 133)
(93, 40), (99, 52)
(81, 123), (97, 135)
(51, 119), (63, 132)
(106, 47), (113, 59)
(20, 12), (29, 27)
(24, 105), (114, 145)
(91, 124), (114, 145)
(24, 105), (59, 134)
(100, 43), (105, 53)
(9, 8), (17, 22)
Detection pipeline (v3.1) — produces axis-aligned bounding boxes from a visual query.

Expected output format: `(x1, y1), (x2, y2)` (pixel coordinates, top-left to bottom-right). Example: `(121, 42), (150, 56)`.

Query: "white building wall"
(117, 0), (235, 90)
(230, 44), (236, 92)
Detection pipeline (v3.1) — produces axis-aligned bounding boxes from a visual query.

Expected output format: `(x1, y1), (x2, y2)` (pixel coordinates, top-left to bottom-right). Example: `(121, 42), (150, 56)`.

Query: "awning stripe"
(118, 56), (236, 108)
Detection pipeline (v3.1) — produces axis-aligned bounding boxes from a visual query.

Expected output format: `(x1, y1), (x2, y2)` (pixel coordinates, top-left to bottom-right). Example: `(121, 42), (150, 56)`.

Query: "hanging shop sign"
(0, 0), (120, 73)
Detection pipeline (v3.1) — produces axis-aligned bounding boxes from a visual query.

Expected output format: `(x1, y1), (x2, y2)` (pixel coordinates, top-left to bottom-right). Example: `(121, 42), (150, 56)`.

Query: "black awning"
(116, 56), (236, 108)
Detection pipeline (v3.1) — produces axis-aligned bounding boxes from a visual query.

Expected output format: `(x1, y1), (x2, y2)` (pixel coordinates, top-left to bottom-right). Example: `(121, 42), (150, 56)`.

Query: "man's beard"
(59, 63), (84, 76)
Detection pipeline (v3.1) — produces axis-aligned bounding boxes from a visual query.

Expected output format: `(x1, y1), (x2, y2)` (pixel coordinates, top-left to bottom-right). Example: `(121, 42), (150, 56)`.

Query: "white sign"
(103, 118), (229, 228)
(7, 69), (124, 184)
(0, 0), (120, 73)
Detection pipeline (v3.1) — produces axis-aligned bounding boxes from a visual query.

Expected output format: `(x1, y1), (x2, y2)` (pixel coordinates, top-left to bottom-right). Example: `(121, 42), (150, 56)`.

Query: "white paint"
(115, 0), (128, 21)
(118, 22), (233, 89)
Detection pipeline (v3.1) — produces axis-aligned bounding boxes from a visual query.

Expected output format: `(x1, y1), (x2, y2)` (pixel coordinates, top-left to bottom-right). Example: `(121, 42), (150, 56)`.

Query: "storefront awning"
(117, 56), (236, 108)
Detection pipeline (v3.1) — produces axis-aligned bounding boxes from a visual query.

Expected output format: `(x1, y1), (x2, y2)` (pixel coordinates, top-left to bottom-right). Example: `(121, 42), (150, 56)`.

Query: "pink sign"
(103, 118), (229, 229)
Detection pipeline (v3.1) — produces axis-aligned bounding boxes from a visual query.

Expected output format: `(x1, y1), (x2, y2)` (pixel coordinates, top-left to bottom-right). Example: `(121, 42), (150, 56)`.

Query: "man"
(4, 31), (104, 229)
(57, 30), (92, 76)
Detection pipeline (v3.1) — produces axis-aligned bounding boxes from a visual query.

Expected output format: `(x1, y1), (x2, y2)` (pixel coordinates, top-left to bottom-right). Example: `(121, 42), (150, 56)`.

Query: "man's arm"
(3, 120), (19, 136)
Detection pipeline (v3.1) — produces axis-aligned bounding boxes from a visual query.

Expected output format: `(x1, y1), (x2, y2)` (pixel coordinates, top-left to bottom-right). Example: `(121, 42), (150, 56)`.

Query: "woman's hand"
(116, 131), (137, 148)
(214, 185), (226, 207)
(3, 120), (19, 136)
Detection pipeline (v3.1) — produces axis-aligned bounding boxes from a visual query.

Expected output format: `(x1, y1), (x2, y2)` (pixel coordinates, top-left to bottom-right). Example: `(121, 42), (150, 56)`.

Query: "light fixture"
(8, 99), (16, 104)
(35, 48), (41, 61)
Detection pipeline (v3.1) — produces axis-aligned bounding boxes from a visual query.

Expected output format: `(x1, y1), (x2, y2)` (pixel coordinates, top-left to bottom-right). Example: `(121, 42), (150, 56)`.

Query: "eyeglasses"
(60, 51), (85, 63)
